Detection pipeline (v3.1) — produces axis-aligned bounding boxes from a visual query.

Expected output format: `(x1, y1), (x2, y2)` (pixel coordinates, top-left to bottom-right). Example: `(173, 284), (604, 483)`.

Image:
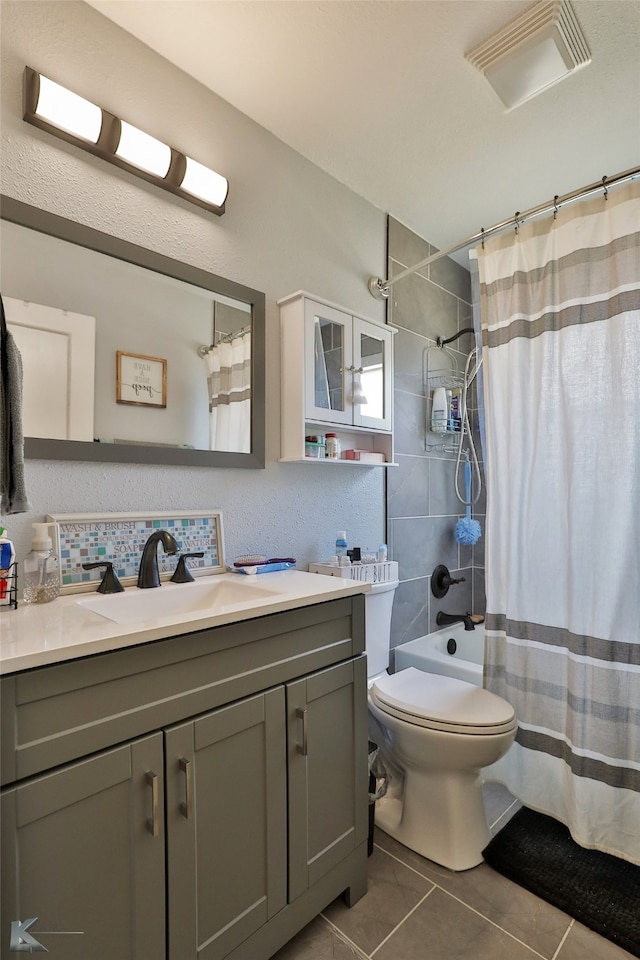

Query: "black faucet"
(436, 611), (476, 631)
(137, 529), (179, 589)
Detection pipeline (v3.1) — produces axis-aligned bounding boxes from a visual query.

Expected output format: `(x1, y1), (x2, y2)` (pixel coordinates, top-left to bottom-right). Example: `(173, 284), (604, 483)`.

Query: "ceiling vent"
(465, 0), (591, 110)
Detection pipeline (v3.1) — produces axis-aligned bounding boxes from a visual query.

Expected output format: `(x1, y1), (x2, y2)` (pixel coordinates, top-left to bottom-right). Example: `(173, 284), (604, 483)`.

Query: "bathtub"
(394, 622), (484, 686)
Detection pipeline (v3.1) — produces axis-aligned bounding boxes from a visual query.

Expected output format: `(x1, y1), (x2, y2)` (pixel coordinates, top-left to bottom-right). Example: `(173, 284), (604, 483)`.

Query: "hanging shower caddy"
(424, 344), (465, 453)
(424, 325), (481, 454)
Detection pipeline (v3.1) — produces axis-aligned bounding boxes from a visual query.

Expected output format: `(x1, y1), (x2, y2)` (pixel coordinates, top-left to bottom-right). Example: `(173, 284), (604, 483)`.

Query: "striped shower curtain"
(476, 181), (640, 864)
(203, 331), (251, 453)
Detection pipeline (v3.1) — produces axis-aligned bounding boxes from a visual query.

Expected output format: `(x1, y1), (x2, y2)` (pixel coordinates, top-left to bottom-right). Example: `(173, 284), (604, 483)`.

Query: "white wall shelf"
(279, 291), (397, 467)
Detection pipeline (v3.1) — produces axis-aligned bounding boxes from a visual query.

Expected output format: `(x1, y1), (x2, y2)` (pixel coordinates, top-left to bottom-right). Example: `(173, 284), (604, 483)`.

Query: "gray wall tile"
(430, 253), (472, 301)
(429, 456), (467, 516)
(394, 389), (427, 457)
(390, 577), (430, 654)
(473, 567), (486, 614)
(388, 217), (432, 273)
(389, 516), (453, 582)
(390, 271), (458, 342)
(387, 455), (430, 519)
(393, 327), (429, 397)
(387, 215), (488, 649)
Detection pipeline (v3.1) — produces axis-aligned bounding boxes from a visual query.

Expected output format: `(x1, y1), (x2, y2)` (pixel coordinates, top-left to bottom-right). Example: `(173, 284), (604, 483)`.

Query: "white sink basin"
(76, 575), (282, 625)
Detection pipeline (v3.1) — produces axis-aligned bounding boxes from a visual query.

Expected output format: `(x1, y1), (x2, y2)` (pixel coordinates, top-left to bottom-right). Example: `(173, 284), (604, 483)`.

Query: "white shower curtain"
(203, 331), (251, 453)
(475, 181), (640, 863)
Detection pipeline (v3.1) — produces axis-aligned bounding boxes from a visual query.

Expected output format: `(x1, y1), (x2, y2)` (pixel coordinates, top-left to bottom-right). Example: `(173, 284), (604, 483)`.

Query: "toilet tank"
(366, 579), (399, 679)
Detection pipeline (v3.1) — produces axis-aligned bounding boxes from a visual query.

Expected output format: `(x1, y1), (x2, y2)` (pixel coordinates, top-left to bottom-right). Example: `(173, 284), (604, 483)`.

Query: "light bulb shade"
(180, 157), (229, 208)
(116, 121), (172, 177)
(23, 67), (228, 216)
(351, 371), (368, 405)
(34, 74), (102, 143)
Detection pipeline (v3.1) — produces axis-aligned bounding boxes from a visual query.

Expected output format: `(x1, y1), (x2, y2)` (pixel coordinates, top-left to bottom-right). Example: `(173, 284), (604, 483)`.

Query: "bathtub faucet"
(436, 611), (475, 631)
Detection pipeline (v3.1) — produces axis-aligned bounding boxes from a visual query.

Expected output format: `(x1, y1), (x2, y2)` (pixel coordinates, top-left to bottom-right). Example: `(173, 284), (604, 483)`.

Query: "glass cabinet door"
(352, 318), (393, 431)
(304, 300), (353, 424)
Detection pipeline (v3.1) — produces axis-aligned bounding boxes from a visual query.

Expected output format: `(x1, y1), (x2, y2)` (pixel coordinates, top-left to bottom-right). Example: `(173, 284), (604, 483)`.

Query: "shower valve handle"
(431, 564), (466, 599)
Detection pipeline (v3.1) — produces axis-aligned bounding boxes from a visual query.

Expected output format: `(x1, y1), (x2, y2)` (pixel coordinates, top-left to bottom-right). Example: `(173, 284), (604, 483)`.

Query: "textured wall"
(1, 0), (387, 568)
(386, 217), (486, 660)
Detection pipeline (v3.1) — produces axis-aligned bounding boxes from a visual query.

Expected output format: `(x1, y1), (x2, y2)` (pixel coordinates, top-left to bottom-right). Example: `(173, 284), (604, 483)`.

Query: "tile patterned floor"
(272, 783), (636, 960)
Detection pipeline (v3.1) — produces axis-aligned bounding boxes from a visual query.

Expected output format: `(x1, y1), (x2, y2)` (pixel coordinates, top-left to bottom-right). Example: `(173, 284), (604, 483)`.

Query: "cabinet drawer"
(1, 596), (365, 785)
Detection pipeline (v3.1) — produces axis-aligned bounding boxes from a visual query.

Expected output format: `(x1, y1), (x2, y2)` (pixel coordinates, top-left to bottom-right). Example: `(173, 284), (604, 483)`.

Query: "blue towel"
(1, 295), (30, 514)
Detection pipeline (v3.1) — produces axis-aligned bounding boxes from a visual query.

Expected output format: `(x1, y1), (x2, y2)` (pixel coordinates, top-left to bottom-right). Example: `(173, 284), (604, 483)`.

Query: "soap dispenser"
(23, 522), (61, 604)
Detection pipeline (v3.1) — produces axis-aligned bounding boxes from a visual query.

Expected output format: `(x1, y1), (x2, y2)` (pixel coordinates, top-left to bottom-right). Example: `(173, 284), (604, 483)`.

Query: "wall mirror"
(0, 196), (265, 468)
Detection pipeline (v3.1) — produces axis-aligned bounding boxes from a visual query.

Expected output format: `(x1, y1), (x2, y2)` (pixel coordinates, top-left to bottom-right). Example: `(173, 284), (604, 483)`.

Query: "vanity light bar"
(23, 67), (228, 215)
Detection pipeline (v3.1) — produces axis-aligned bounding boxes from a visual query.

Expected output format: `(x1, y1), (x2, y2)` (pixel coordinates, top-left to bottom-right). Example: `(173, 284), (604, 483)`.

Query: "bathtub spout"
(436, 611), (475, 631)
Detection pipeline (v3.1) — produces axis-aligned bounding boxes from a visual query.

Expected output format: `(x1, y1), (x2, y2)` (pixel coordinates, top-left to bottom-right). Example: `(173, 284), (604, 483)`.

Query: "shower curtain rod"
(368, 164), (640, 300)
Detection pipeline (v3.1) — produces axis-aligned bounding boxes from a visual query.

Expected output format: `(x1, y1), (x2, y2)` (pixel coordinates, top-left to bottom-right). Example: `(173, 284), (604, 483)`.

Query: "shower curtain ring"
(481, 227), (485, 250)
(602, 175), (608, 200)
(514, 212), (520, 236)
(553, 196), (559, 220)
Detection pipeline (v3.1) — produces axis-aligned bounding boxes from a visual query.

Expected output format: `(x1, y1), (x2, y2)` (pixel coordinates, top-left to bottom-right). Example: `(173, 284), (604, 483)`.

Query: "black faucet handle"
(82, 561), (125, 594)
(431, 564), (466, 599)
(171, 552), (205, 584)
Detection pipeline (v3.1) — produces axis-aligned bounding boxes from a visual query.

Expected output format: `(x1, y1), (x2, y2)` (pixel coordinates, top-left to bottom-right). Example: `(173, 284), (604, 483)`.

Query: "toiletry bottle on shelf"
(377, 543), (388, 563)
(450, 388), (462, 431)
(335, 531), (348, 558)
(431, 387), (448, 434)
(23, 522), (60, 604)
(0, 527), (16, 606)
(326, 433), (340, 459)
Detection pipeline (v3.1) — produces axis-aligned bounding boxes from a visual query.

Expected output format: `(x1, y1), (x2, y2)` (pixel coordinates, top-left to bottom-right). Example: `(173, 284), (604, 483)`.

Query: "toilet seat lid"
(371, 667), (516, 732)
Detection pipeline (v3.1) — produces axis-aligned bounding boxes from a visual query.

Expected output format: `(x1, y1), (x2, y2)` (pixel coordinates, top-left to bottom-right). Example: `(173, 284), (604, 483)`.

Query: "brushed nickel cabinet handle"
(146, 771), (159, 837)
(296, 707), (308, 756)
(179, 757), (193, 820)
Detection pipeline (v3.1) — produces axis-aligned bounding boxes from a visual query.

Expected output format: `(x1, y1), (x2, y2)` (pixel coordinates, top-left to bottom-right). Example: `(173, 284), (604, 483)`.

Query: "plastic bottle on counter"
(377, 543), (388, 562)
(335, 531), (348, 558)
(23, 522), (61, 605)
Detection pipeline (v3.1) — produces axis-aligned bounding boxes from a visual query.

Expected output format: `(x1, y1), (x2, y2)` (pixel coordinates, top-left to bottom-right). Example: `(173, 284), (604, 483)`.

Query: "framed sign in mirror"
(0, 196), (265, 469)
(116, 352), (167, 408)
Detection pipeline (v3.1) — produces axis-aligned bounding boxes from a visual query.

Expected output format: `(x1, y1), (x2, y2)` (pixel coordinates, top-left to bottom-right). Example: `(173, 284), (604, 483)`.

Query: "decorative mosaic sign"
(48, 511), (225, 593)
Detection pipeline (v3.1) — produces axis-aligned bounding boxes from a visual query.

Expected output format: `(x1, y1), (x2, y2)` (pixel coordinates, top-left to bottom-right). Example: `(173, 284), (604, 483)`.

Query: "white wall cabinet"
(279, 292), (396, 465)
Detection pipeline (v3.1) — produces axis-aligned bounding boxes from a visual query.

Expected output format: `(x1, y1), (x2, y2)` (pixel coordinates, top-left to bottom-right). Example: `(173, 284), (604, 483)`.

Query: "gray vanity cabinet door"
(165, 686), (287, 960)
(287, 656), (368, 902)
(0, 733), (165, 960)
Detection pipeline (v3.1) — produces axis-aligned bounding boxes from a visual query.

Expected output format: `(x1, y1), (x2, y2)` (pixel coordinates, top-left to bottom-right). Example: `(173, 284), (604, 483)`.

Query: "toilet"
(366, 579), (517, 871)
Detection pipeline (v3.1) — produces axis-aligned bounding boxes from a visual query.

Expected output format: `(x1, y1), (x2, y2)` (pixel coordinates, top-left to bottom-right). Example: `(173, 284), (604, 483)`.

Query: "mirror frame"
(1, 195), (265, 468)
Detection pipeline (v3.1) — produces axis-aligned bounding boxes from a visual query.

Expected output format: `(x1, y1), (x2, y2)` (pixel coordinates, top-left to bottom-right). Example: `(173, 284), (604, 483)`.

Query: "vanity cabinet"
(279, 292), (396, 464)
(0, 597), (368, 960)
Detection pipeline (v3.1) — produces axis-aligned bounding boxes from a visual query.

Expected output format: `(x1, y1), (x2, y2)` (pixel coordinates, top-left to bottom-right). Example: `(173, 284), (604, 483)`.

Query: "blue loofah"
(454, 460), (482, 545)
(454, 515), (482, 544)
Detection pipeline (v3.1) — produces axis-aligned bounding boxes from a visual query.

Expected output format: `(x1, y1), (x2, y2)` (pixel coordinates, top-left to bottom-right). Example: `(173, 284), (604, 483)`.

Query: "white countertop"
(0, 570), (370, 674)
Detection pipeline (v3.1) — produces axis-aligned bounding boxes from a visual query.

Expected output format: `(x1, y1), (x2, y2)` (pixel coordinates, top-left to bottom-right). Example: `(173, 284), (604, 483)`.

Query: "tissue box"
(343, 449), (386, 463)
